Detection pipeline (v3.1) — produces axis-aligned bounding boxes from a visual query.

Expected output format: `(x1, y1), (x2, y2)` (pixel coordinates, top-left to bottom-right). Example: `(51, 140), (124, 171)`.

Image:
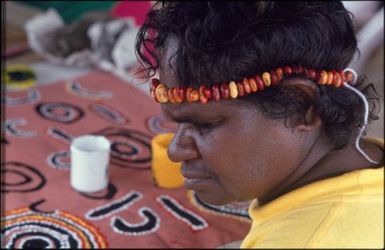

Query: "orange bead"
(333, 71), (342, 87)
(318, 70), (328, 85)
(242, 78), (251, 94)
(173, 88), (183, 103)
(212, 84), (221, 101)
(156, 84), (168, 103)
(151, 87), (159, 103)
(150, 79), (160, 101)
(248, 77), (258, 92)
(255, 75), (265, 91)
(262, 72), (271, 87)
(236, 82), (245, 97)
(327, 71), (334, 85)
(191, 89), (200, 102)
(275, 67), (284, 81)
(186, 87), (199, 102)
(229, 81), (239, 98)
(199, 85), (208, 104)
(270, 71), (279, 86)
(168, 88), (176, 103)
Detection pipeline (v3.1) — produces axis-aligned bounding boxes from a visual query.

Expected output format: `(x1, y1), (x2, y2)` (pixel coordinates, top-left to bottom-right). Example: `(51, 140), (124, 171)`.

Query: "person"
(134, 1), (384, 248)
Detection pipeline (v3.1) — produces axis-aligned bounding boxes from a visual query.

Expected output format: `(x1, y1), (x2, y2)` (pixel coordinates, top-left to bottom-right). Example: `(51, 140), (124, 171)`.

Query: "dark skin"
(159, 38), (383, 206)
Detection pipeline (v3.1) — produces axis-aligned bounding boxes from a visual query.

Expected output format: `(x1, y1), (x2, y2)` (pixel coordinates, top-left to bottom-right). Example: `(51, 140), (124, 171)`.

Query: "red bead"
(283, 66), (292, 75)
(255, 75), (265, 91)
(315, 70), (320, 82)
(345, 71), (353, 84)
(293, 66), (302, 74)
(236, 82), (245, 96)
(212, 84), (221, 101)
(198, 85), (206, 95)
(220, 83), (230, 99)
(270, 71), (279, 86)
(177, 87), (186, 102)
(242, 78), (251, 94)
(308, 69), (316, 80)
(151, 78), (160, 88)
(333, 71), (342, 87)
(339, 70), (345, 84)
(199, 85), (209, 104)
(204, 88), (213, 99)
(276, 67), (284, 81)
(303, 68), (309, 78)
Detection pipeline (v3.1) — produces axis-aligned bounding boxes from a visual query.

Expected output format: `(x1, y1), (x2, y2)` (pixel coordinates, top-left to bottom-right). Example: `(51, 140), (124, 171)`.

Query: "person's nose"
(167, 123), (200, 162)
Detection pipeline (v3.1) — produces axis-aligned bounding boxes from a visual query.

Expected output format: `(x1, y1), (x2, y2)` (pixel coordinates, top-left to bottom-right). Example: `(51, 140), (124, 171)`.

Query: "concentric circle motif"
(88, 102), (128, 125)
(2, 207), (108, 249)
(5, 118), (37, 138)
(94, 127), (152, 170)
(146, 114), (177, 134)
(46, 150), (71, 170)
(5, 88), (41, 106)
(2, 161), (46, 193)
(35, 102), (84, 124)
(66, 81), (113, 100)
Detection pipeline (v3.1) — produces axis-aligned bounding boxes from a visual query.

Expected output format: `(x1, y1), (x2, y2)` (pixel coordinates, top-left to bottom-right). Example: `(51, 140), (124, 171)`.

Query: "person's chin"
(192, 187), (233, 206)
(195, 192), (232, 206)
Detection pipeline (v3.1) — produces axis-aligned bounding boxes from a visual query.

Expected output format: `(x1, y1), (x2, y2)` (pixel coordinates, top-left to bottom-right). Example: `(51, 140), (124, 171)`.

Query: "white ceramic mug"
(70, 135), (111, 193)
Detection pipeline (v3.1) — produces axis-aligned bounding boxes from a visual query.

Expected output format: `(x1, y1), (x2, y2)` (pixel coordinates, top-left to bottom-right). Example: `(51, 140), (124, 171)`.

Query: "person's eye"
(194, 120), (222, 133)
(196, 123), (214, 130)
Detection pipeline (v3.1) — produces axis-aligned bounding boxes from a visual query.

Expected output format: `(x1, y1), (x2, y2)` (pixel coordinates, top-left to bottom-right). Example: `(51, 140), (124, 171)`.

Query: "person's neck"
(258, 135), (383, 205)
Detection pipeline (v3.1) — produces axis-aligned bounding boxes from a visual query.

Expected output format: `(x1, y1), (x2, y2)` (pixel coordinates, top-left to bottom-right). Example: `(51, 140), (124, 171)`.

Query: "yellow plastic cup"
(151, 133), (183, 188)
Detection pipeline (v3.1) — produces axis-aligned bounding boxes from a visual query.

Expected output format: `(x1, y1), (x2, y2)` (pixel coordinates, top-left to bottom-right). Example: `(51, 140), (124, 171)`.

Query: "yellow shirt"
(241, 138), (384, 248)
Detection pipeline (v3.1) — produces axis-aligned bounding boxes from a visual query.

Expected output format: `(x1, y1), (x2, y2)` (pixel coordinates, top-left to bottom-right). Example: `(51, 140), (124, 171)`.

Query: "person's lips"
(181, 165), (212, 189)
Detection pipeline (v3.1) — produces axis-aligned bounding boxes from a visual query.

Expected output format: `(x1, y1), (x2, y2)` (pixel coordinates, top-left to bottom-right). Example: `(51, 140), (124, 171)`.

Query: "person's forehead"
(162, 102), (213, 118)
(161, 98), (253, 122)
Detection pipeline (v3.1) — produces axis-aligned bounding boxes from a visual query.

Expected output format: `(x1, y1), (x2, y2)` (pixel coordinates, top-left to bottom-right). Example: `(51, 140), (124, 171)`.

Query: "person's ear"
(283, 78), (322, 131)
(297, 105), (322, 131)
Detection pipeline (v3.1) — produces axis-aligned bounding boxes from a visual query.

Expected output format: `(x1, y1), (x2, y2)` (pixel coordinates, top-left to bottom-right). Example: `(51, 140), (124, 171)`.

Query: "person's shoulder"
(242, 170), (384, 248)
(363, 136), (384, 149)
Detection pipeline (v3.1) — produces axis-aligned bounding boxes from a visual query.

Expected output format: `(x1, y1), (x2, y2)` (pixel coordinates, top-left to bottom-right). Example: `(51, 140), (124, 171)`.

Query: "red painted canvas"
(3, 70), (250, 248)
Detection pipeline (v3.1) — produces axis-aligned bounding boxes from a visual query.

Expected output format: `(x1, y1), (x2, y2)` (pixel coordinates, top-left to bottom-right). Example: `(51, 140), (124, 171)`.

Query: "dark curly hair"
(135, 1), (380, 149)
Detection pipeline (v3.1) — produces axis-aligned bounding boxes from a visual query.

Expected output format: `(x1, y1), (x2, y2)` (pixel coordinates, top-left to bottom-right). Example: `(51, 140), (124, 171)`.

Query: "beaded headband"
(150, 66), (356, 104)
(150, 66), (378, 165)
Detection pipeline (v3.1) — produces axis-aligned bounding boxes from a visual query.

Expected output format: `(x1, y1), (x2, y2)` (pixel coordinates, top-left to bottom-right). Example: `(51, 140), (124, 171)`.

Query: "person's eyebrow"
(161, 106), (213, 124)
